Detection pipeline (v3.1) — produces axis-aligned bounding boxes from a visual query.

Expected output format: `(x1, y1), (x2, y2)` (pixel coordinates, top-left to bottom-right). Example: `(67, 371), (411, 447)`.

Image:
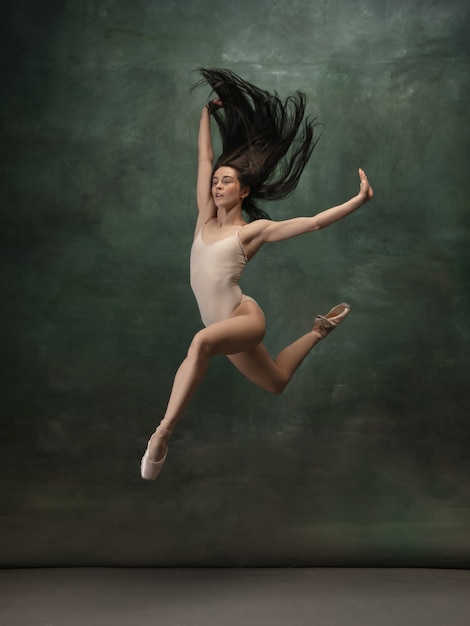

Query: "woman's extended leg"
(141, 304), (266, 479)
(228, 302), (350, 394)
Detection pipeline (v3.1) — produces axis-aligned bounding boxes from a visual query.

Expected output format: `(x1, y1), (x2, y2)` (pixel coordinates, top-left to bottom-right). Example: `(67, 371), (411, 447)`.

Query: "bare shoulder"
(239, 218), (297, 245)
(237, 219), (275, 259)
(239, 219), (272, 243)
(240, 216), (318, 247)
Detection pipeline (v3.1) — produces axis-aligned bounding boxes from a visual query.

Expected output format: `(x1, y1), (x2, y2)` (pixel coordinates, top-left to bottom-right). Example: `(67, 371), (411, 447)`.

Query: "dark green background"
(1, 0), (469, 567)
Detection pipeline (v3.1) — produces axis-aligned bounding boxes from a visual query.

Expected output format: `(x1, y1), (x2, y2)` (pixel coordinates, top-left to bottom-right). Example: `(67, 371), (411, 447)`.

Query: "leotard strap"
(236, 228), (248, 262)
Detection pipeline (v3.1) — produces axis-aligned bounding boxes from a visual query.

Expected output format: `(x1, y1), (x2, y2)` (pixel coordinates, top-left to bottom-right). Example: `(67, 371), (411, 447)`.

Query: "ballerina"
(141, 69), (373, 480)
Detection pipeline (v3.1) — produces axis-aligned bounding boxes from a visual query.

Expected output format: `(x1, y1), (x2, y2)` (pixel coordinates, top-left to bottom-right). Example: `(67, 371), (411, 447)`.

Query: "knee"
(267, 376), (289, 395)
(187, 330), (212, 362)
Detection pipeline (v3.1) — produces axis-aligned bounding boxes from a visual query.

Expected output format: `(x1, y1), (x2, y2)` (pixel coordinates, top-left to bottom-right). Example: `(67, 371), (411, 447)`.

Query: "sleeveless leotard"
(190, 224), (256, 327)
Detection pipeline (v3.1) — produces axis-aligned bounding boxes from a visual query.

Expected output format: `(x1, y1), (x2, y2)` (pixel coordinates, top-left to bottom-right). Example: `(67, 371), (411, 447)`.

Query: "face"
(212, 167), (249, 209)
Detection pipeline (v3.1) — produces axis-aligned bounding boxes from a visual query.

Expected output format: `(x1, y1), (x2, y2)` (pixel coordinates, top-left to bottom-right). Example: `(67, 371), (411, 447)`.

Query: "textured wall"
(1, 0), (469, 567)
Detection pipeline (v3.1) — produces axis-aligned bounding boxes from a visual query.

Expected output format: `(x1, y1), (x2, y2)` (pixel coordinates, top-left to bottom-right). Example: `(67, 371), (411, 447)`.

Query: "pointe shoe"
(141, 446), (167, 480)
(312, 302), (351, 339)
(140, 429), (170, 481)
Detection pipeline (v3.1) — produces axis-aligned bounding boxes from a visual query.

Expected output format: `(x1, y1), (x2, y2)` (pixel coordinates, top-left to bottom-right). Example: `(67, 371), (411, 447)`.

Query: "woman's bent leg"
(228, 336), (318, 395)
(228, 303), (350, 394)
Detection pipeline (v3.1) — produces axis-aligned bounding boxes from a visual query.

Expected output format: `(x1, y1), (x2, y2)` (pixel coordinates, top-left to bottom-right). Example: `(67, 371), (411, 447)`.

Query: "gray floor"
(1, 567), (469, 626)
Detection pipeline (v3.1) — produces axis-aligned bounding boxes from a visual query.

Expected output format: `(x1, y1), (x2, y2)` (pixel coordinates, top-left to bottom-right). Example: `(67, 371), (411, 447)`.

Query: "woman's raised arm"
(196, 106), (214, 212)
(196, 100), (224, 230)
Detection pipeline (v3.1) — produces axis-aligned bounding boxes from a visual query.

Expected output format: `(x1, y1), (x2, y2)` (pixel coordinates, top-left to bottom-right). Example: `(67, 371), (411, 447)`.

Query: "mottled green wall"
(1, 0), (469, 567)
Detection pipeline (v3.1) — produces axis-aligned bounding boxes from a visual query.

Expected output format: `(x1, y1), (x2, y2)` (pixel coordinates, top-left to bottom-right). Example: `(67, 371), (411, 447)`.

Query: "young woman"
(141, 69), (373, 480)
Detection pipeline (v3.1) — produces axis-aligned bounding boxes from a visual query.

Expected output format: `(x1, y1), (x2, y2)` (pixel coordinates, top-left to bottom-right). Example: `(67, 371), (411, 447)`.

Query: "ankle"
(155, 423), (172, 439)
(310, 328), (323, 341)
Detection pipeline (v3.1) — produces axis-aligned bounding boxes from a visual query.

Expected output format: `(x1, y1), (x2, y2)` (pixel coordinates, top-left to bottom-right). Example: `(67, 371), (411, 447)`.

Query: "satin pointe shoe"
(312, 302), (351, 339)
(141, 428), (170, 481)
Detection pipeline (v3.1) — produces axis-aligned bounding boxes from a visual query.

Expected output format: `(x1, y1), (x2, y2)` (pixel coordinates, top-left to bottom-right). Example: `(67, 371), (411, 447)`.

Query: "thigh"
(198, 299), (266, 357)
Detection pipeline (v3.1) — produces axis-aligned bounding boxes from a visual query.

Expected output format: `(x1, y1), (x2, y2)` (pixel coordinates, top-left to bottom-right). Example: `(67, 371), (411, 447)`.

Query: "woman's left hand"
(358, 168), (374, 203)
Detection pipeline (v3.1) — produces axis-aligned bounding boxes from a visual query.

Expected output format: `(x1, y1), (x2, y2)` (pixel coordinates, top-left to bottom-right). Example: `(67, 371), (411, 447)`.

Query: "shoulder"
(237, 219), (273, 255)
(239, 218), (280, 242)
(240, 219), (271, 237)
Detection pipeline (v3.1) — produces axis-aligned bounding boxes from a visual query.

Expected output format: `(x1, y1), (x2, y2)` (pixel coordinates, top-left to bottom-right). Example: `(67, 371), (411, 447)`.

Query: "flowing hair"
(195, 68), (321, 221)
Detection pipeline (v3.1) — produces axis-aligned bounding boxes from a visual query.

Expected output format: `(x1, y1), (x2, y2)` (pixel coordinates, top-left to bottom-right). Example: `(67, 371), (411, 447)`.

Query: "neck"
(215, 205), (244, 228)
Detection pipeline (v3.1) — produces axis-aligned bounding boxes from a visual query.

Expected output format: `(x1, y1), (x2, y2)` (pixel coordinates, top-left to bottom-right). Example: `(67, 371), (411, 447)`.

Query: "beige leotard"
(190, 224), (256, 327)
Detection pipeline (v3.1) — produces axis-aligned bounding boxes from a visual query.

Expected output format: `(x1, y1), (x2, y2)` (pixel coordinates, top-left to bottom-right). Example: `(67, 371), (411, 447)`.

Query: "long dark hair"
(195, 68), (321, 221)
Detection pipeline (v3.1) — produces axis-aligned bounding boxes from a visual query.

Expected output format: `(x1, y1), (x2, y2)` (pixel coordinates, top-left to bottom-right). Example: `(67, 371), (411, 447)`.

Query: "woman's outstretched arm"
(241, 169), (373, 253)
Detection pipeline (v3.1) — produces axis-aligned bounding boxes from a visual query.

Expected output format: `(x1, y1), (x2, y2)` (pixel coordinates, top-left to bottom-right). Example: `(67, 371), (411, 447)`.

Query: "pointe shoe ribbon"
(313, 302), (351, 339)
